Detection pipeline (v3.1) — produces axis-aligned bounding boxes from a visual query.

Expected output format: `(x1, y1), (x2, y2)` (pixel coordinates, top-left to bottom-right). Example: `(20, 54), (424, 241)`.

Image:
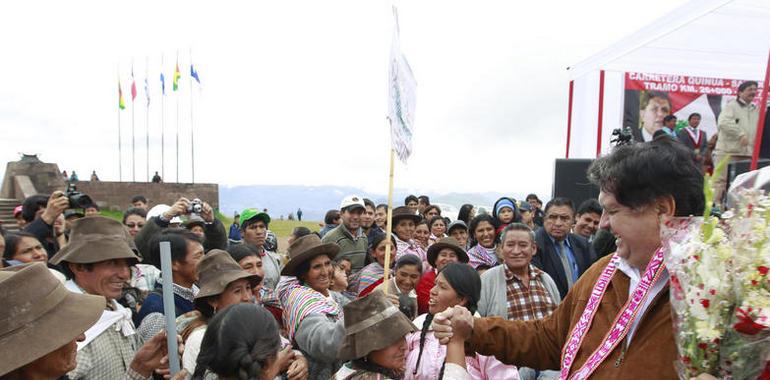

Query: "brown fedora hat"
(337, 289), (416, 361)
(391, 206), (422, 225)
(426, 237), (470, 267)
(50, 216), (141, 265)
(0, 263), (105, 376)
(281, 234), (340, 276)
(195, 249), (261, 299)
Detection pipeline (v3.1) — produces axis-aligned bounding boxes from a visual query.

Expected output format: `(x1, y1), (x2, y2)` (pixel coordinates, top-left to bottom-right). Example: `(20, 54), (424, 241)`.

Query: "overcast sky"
(0, 0), (689, 198)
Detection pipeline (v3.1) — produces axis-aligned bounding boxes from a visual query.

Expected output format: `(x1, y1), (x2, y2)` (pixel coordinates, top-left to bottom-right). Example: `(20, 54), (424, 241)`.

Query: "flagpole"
(117, 68), (123, 182)
(382, 145), (396, 295)
(145, 56), (150, 182)
(189, 49), (195, 184)
(161, 54), (165, 181)
(176, 51), (180, 183)
(131, 61), (136, 182)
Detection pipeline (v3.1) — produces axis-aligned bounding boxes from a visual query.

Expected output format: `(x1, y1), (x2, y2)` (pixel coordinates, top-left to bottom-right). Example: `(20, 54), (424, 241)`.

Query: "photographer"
(134, 197), (227, 259)
(21, 192), (69, 256)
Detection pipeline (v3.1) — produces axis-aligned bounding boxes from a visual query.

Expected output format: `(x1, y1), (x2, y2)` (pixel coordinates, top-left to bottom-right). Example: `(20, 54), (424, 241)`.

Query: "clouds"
(0, 0), (688, 200)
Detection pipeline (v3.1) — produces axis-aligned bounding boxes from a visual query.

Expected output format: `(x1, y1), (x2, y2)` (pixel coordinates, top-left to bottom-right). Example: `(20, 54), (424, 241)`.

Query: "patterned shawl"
(357, 262), (385, 294)
(278, 277), (343, 340)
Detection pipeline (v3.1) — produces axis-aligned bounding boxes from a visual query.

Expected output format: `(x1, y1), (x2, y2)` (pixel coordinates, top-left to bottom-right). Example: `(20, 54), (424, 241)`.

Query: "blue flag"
(190, 64), (200, 84)
(160, 73), (166, 95)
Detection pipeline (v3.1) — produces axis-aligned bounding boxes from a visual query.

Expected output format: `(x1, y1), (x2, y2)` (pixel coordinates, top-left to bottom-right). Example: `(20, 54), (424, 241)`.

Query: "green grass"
(266, 219), (321, 239)
(100, 209), (319, 240)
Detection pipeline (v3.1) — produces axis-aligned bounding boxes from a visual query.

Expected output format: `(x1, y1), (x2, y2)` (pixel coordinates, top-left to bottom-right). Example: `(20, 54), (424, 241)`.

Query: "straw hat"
(337, 290), (416, 361)
(0, 263), (105, 376)
(195, 249), (261, 299)
(50, 216), (141, 265)
(426, 237), (470, 268)
(391, 206), (422, 225)
(280, 234), (340, 276)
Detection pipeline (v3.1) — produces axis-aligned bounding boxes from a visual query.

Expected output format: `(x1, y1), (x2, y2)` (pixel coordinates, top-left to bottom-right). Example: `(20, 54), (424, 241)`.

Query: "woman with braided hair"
(404, 263), (518, 380)
(192, 303), (288, 380)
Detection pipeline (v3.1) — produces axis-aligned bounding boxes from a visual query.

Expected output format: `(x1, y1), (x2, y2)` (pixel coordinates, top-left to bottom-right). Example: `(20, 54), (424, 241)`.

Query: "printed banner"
(622, 72), (763, 143)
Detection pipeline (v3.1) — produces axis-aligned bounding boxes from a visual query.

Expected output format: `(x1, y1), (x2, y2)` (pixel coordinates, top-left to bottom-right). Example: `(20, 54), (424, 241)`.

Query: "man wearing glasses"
(532, 197), (596, 298)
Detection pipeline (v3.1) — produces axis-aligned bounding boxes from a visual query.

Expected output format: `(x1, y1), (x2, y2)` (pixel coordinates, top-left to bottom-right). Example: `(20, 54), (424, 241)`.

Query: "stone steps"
(0, 198), (21, 232)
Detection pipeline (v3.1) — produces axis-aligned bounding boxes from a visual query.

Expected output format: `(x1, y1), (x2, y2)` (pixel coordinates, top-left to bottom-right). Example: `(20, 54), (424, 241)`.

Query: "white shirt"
(615, 258), (669, 345)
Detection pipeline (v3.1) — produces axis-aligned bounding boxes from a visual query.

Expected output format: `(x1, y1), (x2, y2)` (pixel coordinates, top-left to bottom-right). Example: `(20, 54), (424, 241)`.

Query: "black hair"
(576, 199), (603, 217)
(423, 205), (441, 217)
(457, 204), (474, 224)
(324, 209), (341, 225)
(370, 233), (396, 253)
(227, 243), (259, 264)
(291, 226), (312, 239)
(192, 304), (281, 380)
(417, 195), (430, 205)
(525, 194), (540, 202)
(688, 113), (701, 121)
(738, 80), (758, 93)
(85, 203), (100, 211)
(404, 195), (418, 205)
(363, 198), (375, 209)
(413, 263), (480, 376)
(468, 214), (498, 247)
(663, 115), (677, 124)
(147, 229), (202, 268)
(587, 138), (704, 216)
(351, 358), (402, 379)
(544, 197), (575, 216)
(0, 224), (5, 237)
(376, 203), (388, 211)
(394, 253), (423, 273)
(122, 207), (147, 224)
(3, 231), (40, 260)
(22, 195), (49, 222)
(131, 195), (148, 204)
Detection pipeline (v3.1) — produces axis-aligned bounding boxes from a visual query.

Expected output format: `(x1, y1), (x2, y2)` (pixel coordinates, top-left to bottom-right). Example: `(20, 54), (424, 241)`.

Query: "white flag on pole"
(388, 5), (417, 163)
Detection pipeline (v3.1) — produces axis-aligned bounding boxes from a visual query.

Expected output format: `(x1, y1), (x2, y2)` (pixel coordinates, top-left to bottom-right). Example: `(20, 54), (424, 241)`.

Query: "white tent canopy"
(566, 0), (770, 159)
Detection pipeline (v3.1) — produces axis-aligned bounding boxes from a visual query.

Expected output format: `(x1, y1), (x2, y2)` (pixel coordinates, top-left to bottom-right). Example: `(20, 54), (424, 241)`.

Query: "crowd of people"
(0, 136), (727, 379)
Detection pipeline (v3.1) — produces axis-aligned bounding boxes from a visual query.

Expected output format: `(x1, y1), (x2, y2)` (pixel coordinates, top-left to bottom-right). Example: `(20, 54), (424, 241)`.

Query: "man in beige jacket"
(713, 80), (759, 206)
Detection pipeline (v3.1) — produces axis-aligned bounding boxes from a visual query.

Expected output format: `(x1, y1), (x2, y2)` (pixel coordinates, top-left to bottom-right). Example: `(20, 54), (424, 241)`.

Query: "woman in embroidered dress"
(334, 290), (417, 380)
(428, 216), (447, 246)
(279, 234), (350, 380)
(391, 206), (427, 263)
(467, 214), (499, 270)
(405, 262), (518, 380)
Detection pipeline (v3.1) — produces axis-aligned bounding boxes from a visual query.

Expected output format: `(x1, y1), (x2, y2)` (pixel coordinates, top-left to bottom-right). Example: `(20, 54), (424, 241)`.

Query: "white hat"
(146, 204), (183, 224)
(340, 195), (365, 211)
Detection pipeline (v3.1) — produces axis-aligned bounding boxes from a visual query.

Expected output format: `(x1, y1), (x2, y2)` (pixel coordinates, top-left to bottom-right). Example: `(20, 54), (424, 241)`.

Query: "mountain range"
(219, 185), (533, 221)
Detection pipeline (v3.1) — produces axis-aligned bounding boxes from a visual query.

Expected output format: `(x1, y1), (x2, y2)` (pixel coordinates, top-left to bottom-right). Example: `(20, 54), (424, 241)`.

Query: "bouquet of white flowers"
(719, 189), (770, 380)
(662, 216), (734, 379)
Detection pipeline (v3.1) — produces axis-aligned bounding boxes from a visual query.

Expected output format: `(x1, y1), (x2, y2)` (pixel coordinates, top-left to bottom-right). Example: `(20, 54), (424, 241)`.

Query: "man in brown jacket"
(433, 139), (705, 379)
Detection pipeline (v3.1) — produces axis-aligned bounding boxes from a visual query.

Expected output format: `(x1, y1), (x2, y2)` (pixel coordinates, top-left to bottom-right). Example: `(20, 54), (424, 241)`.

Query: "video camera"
(64, 183), (93, 209)
(610, 127), (633, 147)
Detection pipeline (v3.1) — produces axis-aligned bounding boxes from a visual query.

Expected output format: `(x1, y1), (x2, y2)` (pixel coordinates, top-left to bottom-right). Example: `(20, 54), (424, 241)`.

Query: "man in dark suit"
(532, 197), (596, 298)
(676, 113), (708, 165)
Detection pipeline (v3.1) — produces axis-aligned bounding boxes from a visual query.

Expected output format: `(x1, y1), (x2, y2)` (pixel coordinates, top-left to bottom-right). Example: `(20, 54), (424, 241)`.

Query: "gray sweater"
(477, 264), (562, 319)
(293, 291), (350, 380)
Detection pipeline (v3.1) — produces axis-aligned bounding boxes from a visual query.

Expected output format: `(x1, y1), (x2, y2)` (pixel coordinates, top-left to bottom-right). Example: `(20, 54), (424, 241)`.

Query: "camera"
(610, 127), (633, 147)
(64, 183), (93, 209)
(187, 198), (203, 214)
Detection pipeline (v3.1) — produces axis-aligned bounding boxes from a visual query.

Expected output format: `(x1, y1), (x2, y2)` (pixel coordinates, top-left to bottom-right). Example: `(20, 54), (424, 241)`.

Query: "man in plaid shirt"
(478, 223), (562, 379)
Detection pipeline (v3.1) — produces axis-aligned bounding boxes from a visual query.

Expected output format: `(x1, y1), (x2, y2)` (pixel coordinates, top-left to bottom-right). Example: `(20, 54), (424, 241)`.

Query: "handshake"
(431, 305), (476, 345)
